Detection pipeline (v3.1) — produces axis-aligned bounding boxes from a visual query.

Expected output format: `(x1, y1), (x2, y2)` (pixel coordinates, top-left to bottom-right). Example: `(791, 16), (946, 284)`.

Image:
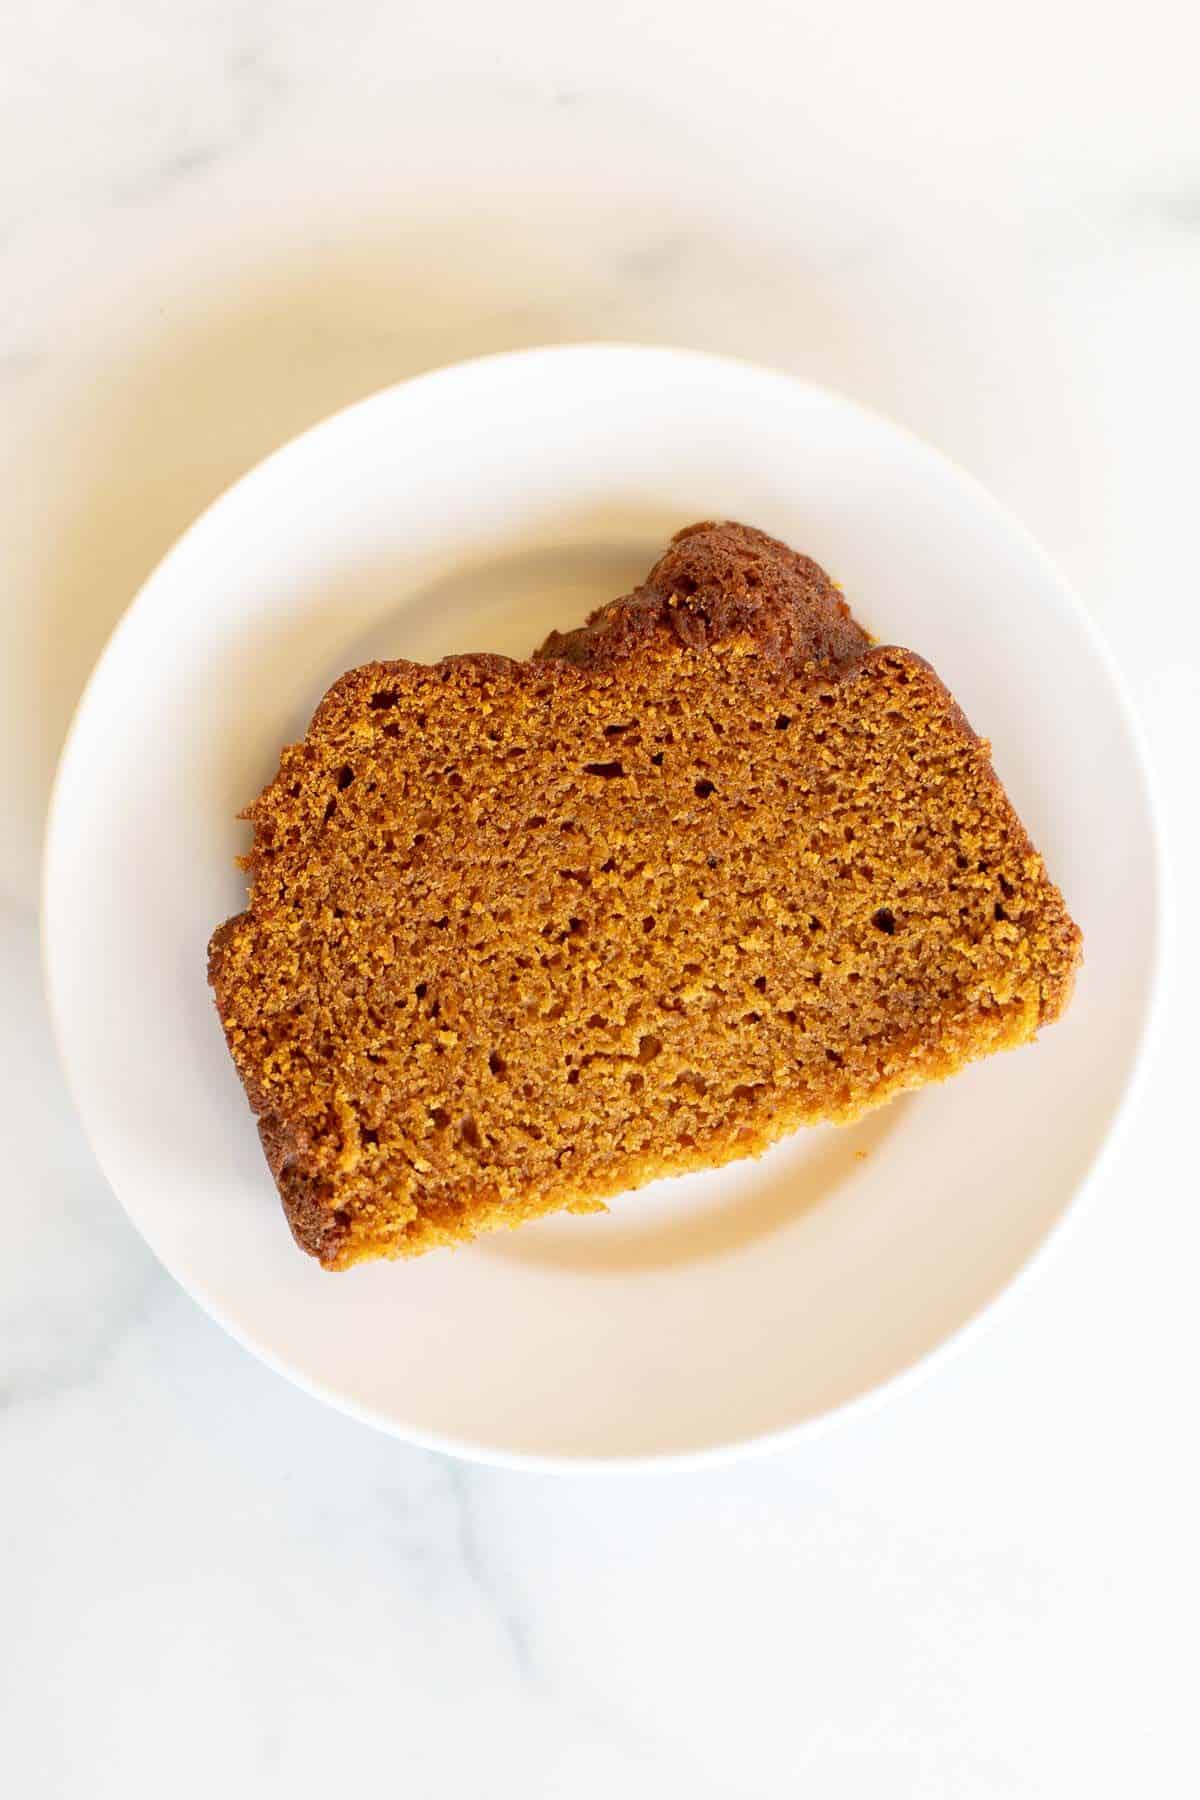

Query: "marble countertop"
(3, 4), (1198, 1793)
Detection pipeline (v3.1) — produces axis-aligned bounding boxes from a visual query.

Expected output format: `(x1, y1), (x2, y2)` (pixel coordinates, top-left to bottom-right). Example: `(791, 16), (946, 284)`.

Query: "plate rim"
(40, 342), (1169, 1473)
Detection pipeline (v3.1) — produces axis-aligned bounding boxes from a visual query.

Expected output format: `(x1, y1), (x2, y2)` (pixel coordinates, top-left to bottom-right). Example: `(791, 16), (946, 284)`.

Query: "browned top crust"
(537, 521), (871, 673)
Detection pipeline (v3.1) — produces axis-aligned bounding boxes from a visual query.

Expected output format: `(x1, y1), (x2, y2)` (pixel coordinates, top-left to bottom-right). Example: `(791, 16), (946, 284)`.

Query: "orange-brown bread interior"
(209, 523), (1082, 1267)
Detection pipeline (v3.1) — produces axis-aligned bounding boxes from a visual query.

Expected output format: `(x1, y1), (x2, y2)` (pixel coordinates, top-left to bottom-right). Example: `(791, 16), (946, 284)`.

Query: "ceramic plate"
(43, 346), (1161, 1468)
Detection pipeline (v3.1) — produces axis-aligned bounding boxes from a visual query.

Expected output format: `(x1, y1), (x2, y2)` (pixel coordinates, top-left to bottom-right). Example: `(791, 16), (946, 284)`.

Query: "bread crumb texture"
(208, 523), (1082, 1268)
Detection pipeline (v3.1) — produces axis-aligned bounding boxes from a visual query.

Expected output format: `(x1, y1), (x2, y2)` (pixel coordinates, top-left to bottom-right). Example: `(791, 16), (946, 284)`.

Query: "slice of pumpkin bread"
(209, 522), (1081, 1267)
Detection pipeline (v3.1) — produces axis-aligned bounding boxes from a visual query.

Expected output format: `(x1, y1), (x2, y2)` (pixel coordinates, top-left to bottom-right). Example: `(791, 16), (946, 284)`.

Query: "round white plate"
(43, 345), (1161, 1469)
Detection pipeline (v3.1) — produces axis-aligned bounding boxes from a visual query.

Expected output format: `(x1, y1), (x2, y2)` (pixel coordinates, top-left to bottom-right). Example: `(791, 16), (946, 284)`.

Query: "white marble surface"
(3, 4), (1199, 1792)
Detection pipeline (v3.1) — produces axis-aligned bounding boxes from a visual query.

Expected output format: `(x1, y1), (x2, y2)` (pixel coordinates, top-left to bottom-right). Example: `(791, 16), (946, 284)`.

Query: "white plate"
(43, 346), (1162, 1469)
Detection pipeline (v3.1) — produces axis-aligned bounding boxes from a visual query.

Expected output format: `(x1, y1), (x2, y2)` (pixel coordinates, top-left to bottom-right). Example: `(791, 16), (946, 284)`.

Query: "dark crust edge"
(534, 519), (871, 675)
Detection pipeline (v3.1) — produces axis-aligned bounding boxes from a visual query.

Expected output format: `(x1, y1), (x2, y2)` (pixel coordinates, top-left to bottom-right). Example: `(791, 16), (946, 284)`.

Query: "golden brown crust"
(209, 522), (1082, 1268)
